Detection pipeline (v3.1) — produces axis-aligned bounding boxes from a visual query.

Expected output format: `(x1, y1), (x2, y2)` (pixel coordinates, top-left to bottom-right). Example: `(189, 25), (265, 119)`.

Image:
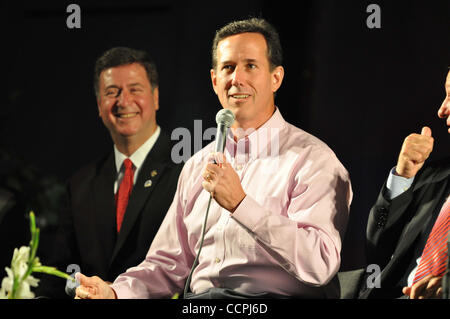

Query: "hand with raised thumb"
(395, 126), (434, 178)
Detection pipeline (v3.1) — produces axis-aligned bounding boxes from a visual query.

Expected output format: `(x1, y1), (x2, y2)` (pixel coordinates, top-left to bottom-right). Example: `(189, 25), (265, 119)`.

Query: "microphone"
(183, 109), (234, 298)
(214, 109), (235, 153)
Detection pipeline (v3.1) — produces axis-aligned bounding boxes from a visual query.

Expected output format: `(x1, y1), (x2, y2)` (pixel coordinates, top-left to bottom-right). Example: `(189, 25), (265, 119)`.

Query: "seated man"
(75, 17), (352, 299)
(359, 69), (450, 299)
(36, 47), (182, 298)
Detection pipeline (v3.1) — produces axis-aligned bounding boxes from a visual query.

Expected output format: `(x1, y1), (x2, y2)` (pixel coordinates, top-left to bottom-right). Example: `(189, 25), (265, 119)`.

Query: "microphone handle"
(214, 123), (228, 153)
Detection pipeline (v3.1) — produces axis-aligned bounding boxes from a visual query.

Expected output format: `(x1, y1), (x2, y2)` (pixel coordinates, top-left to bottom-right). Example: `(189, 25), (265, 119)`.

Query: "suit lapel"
(109, 132), (171, 266)
(392, 167), (450, 258)
(92, 153), (117, 263)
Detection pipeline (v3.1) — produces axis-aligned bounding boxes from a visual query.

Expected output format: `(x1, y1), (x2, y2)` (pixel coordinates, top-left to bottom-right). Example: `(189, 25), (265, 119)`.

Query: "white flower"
(14, 274), (39, 299)
(0, 247), (40, 299)
(0, 267), (13, 299)
(0, 288), (6, 299)
(11, 246), (30, 278)
(1, 212), (73, 299)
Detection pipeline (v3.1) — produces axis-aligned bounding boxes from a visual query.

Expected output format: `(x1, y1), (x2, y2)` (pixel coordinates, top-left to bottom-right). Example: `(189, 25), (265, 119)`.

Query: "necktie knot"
(123, 158), (133, 170)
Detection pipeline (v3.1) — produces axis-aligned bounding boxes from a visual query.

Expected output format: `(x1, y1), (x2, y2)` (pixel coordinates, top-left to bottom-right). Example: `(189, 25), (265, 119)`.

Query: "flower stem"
(32, 266), (75, 282)
(5, 211), (74, 299)
(9, 275), (20, 299)
(29, 212), (39, 262)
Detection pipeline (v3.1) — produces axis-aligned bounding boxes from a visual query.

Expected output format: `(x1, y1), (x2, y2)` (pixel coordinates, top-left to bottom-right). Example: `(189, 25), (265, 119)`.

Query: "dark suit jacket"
(36, 131), (182, 298)
(358, 157), (450, 298)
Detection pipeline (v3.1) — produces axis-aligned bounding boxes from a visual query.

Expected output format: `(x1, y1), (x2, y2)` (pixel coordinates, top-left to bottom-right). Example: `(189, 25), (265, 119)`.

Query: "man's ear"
(153, 87), (160, 111)
(271, 66), (284, 93)
(97, 97), (102, 117)
(211, 68), (218, 95)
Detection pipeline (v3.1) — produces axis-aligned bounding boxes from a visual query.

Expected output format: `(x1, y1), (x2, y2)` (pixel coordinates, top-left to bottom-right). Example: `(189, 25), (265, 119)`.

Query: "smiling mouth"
(229, 94), (251, 100)
(115, 112), (139, 118)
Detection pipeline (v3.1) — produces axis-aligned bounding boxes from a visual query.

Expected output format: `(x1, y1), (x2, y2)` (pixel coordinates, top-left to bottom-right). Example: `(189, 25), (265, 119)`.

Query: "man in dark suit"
(36, 47), (182, 298)
(358, 70), (450, 299)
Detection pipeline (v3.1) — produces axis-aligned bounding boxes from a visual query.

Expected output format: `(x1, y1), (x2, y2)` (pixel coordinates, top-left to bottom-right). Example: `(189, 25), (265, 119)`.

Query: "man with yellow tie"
(360, 69), (450, 299)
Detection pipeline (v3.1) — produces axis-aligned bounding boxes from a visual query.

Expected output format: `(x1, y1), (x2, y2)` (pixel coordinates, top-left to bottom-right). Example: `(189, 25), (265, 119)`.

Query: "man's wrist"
(108, 285), (118, 299)
(386, 167), (415, 200)
(230, 193), (246, 214)
(112, 287), (118, 299)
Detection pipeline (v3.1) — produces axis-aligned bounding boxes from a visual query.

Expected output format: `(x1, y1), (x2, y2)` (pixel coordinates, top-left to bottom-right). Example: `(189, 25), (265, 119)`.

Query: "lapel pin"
(151, 170), (158, 177)
(144, 180), (152, 188)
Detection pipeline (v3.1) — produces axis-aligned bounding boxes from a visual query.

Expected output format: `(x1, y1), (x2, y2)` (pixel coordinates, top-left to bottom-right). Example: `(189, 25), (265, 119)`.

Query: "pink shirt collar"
(225, 107), (286, 161)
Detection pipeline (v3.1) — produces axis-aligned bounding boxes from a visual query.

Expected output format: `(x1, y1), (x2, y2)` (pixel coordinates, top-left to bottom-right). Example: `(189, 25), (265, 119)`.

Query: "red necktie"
(116, 159), (134, 233)
(413, 197), (450, 284)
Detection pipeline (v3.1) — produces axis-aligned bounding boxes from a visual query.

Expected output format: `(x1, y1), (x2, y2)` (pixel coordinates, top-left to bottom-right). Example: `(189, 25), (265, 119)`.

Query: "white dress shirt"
(113, 126), (160, 194)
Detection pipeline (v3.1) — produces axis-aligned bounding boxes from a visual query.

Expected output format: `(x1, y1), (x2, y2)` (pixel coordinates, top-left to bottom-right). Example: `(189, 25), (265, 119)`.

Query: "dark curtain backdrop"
(1, 0), (449, 272)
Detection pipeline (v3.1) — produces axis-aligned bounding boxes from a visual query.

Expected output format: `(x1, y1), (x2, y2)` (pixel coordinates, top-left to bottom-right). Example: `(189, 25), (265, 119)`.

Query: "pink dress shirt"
(111, 108), (353, 298)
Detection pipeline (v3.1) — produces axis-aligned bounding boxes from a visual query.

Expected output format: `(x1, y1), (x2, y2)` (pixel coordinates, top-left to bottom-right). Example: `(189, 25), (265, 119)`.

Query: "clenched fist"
(201, 153), (246, 213)
(395, 126), (434, 178)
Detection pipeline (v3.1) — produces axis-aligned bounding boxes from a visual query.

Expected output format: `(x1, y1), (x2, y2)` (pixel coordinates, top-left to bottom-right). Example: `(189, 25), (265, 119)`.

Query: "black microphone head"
(215, 109), (235, 127)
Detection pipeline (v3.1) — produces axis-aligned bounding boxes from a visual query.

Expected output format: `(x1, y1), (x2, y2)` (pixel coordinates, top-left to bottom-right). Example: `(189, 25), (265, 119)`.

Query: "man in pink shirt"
(75, 17), (352, 299)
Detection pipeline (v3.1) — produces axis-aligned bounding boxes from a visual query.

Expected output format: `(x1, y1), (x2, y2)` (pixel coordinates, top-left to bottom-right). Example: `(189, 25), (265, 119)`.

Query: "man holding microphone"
(75, 18), (352, 299)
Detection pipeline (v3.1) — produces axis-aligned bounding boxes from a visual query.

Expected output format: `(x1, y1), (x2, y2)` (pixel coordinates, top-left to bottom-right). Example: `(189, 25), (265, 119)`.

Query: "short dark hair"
(93, 47), (158, 98)
(211, 18), (283, 71)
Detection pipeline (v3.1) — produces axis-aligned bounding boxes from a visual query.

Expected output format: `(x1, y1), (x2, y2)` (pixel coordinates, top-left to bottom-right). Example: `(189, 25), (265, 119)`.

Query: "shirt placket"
(213, 138), (252, 286)
(210, 208), (228, 286)
(233, 137), (249, 179)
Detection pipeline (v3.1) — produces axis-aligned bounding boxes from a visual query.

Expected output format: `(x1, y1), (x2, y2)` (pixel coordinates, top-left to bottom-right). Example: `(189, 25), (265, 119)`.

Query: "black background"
(1, 0), (449, 273)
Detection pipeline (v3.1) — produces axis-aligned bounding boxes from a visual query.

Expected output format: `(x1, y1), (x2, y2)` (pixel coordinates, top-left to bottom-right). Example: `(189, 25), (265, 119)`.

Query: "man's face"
(437, 71), (450, 133)
(211, 32), (284, 130)
(97, 63), (159, 144)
